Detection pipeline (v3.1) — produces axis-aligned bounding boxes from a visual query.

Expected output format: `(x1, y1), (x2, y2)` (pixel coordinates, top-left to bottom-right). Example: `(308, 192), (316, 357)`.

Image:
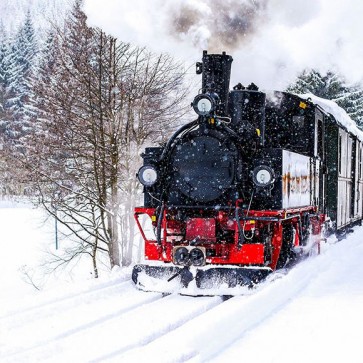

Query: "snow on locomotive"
(132, 51), (363, 294)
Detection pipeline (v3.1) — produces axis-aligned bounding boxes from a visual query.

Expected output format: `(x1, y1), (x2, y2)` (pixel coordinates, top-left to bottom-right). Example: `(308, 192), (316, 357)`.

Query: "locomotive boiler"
(132, 51), (363, 294)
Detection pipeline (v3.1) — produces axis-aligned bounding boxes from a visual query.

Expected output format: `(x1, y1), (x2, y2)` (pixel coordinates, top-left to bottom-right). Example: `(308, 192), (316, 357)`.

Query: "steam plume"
(169, 0), (269, 51)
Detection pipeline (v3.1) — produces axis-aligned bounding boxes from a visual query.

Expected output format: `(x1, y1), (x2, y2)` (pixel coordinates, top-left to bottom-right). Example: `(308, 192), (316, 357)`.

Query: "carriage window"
(317, 119), (323, 158)
(338, 135), (342, 174)
(360, 146), (362, 179)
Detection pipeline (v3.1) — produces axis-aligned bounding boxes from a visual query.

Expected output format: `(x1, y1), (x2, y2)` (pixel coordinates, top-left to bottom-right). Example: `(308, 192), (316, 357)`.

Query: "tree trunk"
(92, 237), (99, 278)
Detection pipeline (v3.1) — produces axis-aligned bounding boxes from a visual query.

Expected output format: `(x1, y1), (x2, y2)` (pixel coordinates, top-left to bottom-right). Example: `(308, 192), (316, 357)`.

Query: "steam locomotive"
(132, 51), (363, 294)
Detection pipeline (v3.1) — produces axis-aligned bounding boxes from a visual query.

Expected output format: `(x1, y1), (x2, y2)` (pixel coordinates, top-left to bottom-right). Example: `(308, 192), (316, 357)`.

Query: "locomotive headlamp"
(137, 165), (158, 187)
(174, 247), (190, 266)
(252, 165), (275, 188)
(189, 248), (205, 266)
(192, 93), (218, 116)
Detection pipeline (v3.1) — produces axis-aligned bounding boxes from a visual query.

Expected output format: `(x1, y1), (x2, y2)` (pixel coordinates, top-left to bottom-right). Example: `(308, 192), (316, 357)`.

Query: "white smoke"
(83, 0), (363, 90)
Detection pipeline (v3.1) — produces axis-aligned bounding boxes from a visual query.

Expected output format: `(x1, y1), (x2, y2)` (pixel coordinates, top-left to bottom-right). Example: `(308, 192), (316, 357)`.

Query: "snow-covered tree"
(24, 1), (189, 275)
(7, 11), (38, 125)
(0, 22), (10, 122)
(0, 2), (72, 198)
(287, 69), (363, 128)
(0, 10), (40, 152)
(0, 12), (41, 196)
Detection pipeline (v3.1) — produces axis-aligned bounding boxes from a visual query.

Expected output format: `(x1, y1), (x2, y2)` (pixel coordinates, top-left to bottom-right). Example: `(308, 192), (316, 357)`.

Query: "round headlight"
(174, 247), (190, 266)
(197, 98), (212, 114)
(192, 93), (218, 116)
(252, 165), (275, 187)
(137, 165), (158, 187)
(189, 248), (205, 266)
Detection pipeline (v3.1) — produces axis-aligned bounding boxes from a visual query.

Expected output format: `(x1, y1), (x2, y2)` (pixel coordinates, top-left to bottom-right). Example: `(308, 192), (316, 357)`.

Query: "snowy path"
(1, 282), (221, 363)
(1, 205), (363, 362)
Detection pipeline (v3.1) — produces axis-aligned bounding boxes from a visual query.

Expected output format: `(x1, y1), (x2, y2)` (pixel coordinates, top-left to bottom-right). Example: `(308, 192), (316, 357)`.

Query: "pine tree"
(334, 85), (363, 126)
(0, 2), (69, 197)
(0, 22), (9, 120)
(5, 11), (38, 144)
(0, 21), (9, 155)
(287, 69), (363, 128)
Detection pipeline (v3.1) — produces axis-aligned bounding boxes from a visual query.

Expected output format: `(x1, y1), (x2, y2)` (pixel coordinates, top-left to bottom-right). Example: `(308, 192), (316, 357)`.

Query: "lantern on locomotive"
(132, 51), (322, 294)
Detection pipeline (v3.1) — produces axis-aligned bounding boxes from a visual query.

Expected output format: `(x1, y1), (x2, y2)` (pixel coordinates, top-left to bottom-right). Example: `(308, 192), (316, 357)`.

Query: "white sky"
(83, 0), (363, 90)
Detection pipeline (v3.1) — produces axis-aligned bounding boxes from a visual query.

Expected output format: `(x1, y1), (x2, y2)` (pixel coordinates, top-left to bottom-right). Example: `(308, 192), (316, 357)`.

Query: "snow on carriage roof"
(301, 93), (363, 141)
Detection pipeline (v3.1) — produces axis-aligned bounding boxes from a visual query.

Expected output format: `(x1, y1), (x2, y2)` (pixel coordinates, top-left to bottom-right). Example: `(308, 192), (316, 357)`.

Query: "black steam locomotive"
(132, 51), (363, 294)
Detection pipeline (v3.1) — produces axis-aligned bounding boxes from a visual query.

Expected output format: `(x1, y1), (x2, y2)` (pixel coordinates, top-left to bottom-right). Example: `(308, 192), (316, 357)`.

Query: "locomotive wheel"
(301, 213), (311, 245)
(276, 225), (296, 269)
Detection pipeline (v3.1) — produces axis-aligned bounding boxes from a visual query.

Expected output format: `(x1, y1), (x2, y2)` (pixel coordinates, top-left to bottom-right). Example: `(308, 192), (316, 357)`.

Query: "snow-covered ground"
(1, 201), (363, 363)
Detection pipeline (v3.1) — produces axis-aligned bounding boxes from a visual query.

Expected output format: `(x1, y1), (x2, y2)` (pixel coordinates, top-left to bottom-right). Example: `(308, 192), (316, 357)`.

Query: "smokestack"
(196, 50), (233, 116)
